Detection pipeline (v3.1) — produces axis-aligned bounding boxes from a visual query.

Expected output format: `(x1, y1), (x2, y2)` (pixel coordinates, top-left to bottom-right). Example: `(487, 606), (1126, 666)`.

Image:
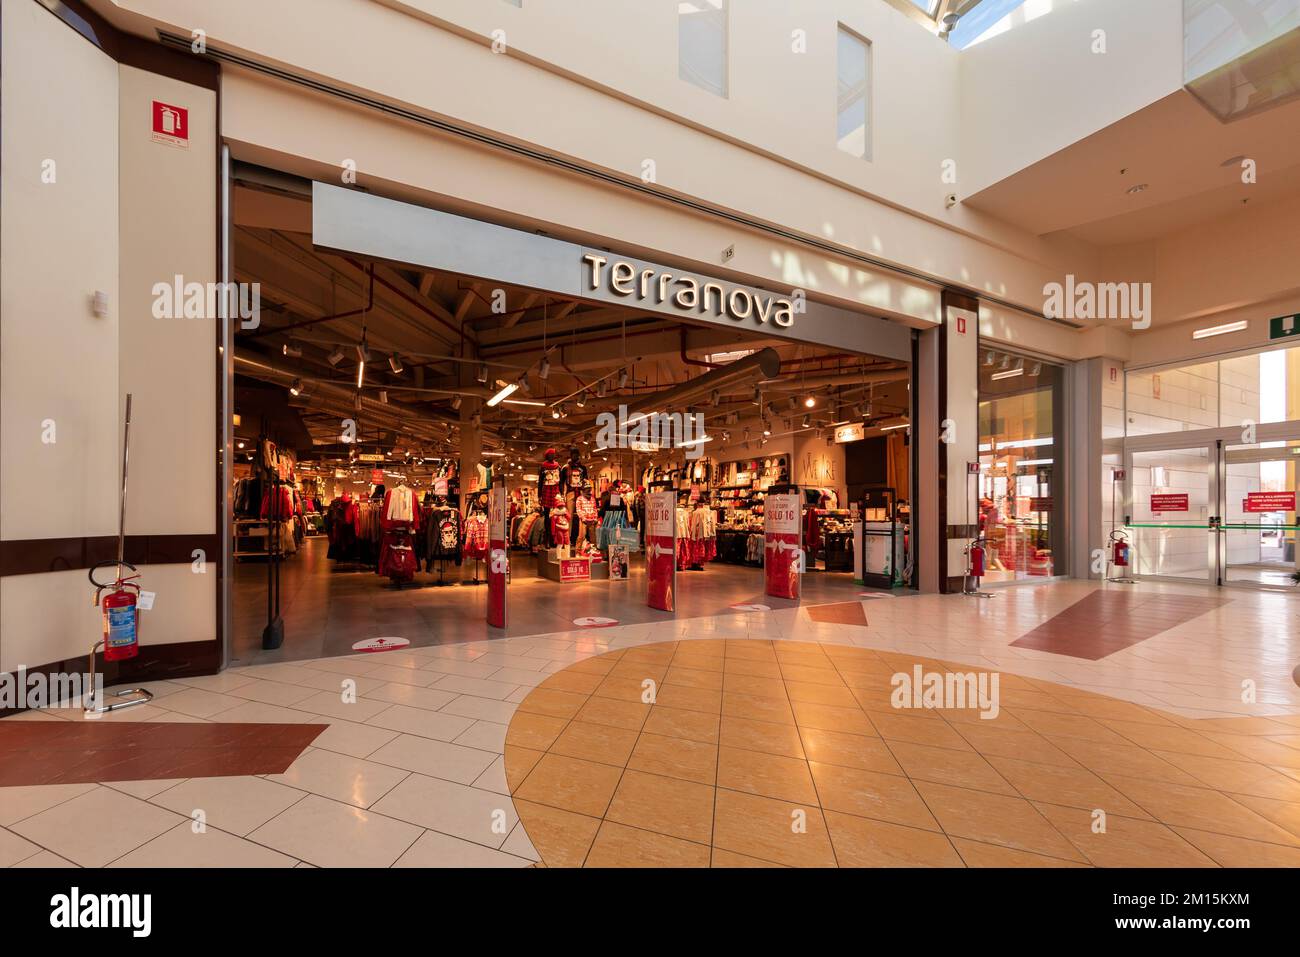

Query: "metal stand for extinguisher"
(84, 394), (154, 716)
(1105, 471), (1136, 584)
(962, 468), (994, 598)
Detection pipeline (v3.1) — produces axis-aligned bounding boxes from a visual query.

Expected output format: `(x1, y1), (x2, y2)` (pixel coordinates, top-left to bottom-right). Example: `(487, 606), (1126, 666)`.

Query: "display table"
(536, 552), (610, 582)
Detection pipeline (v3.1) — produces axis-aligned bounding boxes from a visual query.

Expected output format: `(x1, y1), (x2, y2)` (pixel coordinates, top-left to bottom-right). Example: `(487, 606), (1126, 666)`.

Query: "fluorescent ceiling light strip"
(1192, 320), (1248, 339)
(486, 382), (519, 407)
(502, 398), (545, 407)
(991, 368), (1024, 380)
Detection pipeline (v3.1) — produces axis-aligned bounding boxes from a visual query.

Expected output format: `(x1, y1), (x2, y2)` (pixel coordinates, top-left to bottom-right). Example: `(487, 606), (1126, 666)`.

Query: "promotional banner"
(487, 486), (508, 628)
(764, 492), (802, 600)
(645, 490), (676, 612)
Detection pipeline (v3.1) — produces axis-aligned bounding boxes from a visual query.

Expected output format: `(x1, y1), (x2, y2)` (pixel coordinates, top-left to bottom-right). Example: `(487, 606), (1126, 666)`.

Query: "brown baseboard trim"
(0, 534), (220, 578)
(0, 638), (220, 718)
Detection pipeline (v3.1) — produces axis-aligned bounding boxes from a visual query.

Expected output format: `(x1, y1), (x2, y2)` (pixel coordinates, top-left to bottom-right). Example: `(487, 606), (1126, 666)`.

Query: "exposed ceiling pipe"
(244, 262), (374, 339)
(342, 256), (470, 346)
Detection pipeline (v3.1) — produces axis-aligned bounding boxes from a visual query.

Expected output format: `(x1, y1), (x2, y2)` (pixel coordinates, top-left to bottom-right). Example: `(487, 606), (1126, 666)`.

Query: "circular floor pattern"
(503, 639), (1300, 868)
(351, 636), (411, 652)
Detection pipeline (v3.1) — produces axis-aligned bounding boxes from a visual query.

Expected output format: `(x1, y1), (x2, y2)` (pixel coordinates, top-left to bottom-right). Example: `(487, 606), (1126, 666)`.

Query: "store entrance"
(1123, 431), (1300, 588)
(227, 171), (913, 663)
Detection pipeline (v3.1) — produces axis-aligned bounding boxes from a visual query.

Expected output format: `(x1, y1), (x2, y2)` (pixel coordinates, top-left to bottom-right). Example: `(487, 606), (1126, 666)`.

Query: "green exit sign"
(1270, 314), (1300, 340)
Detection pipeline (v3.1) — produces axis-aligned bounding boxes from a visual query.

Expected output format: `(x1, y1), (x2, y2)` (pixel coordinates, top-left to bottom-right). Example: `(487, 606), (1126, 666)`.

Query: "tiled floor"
(1, 578), (1297, 868)
(504, 639), (1300, 866)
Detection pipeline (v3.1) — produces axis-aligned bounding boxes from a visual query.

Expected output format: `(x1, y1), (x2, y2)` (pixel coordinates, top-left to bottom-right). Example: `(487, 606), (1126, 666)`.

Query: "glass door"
(1220, 440), (1300, 588)
(1125, 444), (1219, 584)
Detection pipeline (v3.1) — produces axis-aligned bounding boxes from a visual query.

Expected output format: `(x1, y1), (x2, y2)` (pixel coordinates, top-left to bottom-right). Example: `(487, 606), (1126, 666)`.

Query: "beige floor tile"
(0, 826), (41, 867)
(9, 850), (76, 867)
(721, 672), (788, 699)
(869, 711), (971, 749)
(393, 828), (533, 868)
(663, 666), (725, 691)
(504, 745), (545, 791)
(267, 748), (408, 809)
(367, 734), (498, 785)
(11, 787), (184, 867)
(363, 683), (458, 712)
(720, 715), (806, 759)
(627, 732), (718, 784)
(292, 691), (392, 723)
(785, 680), (862, 709)
(451, 720), (508, 753)
(585, 821), (711, 868)
(952, 723), (1078, 768)
(155, 687), (243, 719)
(641, 705), (720, 743)
(515, 687), (591, 720)
(369, 774), (517, 847)
(514, 753), (624, 817)
(305, 718), (400, 759)
(912, 781), (1085, 862)
(504, 712), (568, 751)
(248, 794), (421, 867)
(538, 671), (604, 695)
(825, 811), (964, 867)
(1006, 708), (1132, 745)
(1203, 732), (1300, 769)
(1035, 802), (1216, 868)
(365, 704), (476, 741)
(109, 821), (298, 867)
(151, 775), (306, 836)
(1043, 735), (1203, 786)
(606, 770), (715, 844)
(809, 762), (940, 831)
(510, 799), (601, 867)
(1101, 719), (1242, 759)
(712, 788), (837, 868)
(723, 657), (784, 679)
(227, 679), (321, 707)
(652, 684), (723, 715)
(711, 847), (786, 867)
(717, 746), (817, 804)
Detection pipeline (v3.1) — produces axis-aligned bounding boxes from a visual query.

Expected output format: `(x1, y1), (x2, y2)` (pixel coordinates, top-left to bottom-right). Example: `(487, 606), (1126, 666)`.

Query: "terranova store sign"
(312, 183), (915, 362)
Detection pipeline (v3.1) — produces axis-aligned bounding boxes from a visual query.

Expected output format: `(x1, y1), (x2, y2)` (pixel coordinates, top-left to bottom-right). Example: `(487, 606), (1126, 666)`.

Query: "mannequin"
(538, 448), (563, 509)
(562, 447), (588, 549)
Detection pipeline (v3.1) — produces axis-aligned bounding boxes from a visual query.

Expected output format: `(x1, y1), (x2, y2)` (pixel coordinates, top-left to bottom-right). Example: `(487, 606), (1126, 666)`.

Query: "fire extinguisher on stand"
(84, 394), (154, 715)
(1106, 529), (1136, 584)
(962, 463), (994, 598)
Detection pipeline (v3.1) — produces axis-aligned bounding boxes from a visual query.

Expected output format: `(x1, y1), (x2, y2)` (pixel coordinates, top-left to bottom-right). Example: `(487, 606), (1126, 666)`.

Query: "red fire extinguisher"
(969, 540), (986, 577)
(1112, 536), (1130, 567)
(92, 561), (142, 662)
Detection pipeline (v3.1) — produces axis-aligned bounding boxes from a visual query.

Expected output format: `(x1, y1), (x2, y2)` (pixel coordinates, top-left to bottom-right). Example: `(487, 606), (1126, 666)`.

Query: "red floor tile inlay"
(805, 602), (869, 626)
(0, 721), (326, 787)
(1011, 591), (1230, 660)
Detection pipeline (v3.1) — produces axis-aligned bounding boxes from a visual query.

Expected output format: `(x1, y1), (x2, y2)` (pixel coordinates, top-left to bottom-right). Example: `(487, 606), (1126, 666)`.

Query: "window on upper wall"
(837, 27), (871, 160)
(679, 1), (728, 97)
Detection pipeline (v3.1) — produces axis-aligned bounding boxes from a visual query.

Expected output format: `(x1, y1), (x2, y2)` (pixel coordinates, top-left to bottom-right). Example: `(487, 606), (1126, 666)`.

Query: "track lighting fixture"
(804, 396), (816, 408)
(802, 414), (811, 429)
(618, 369), (629, 389)
(538, 357), (551, 381)
(576, 393), (587, 409)
(476, 364), (488, 384)
(451, 396), (463, 411)
(327, 346), (346, 367)
(788, 397), (798, 411)
(552, 406), (562, 419)
(289, 378), (302, 396)
(378, 390), (389, 404)
(389, 354), (404, 375)
(1030, 362), (1042, 377)
(762, 422), (772, 437)
(983, 350), (995, 367)
(282, 343), (302, 358)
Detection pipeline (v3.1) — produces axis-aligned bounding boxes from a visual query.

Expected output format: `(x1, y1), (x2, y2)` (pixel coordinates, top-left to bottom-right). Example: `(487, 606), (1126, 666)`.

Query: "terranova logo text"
(1043, 274), (1151, 330)
(891, 664), (1000, 720)
(151, 275), (261, 329)
(595, 405), (708, 460)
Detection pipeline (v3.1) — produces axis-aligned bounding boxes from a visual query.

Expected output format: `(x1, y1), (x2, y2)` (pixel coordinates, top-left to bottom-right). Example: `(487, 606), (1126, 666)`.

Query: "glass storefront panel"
(977, 351), (1063, 582)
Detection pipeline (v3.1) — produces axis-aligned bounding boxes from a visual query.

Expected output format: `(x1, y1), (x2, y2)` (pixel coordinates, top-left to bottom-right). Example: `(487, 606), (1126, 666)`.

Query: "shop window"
(978, 351), (1063, 582)
(679, 1), (728, 98)
(836, 26), (871, 159)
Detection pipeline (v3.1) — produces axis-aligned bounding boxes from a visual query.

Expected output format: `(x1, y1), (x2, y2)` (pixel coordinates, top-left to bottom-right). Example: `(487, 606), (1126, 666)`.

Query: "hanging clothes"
(463, 511), (490, 561)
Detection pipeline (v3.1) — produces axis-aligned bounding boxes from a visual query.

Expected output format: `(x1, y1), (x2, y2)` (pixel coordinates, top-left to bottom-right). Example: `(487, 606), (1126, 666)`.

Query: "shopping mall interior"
(3, 0), (1300, 895)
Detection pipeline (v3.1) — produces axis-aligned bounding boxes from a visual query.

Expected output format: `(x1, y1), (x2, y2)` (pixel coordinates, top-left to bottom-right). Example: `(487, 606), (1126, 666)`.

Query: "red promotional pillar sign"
(764, 492), (802, 600)
(645, 490), (676, 612)
(487, 486), (508, 628)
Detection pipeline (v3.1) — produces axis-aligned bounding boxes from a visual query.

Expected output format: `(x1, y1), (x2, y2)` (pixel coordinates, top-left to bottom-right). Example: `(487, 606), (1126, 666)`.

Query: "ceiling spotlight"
(378, 390), (389, 404)
(804, 396), (816, 408)
(327, 346), (346, 367)
(596, 381), (607, 398)
(538, 358), (551, 381)
(476, 365), (488, 384)
(1030, 362), (1042, 377)
(450, 396), (463, 411)
(576, 393), (587, 409)
(802, 414), (811, 429)
(282, 343), (302, 358)
(762, 422), (772, 437)
(356, 343), (371, 363)
(552, 406), (562, 419)
(999, 354), (1011, 370)
(788, 397), (798, 411)
(983, 350), (995, 367)
(289, 378), (303, 397)
(710, 389), (720, 405)
(722, 431), (731, 442)
(388, 355), (404, 375)
(752, 388), (762, 406)
(529, 444), (537, 452)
